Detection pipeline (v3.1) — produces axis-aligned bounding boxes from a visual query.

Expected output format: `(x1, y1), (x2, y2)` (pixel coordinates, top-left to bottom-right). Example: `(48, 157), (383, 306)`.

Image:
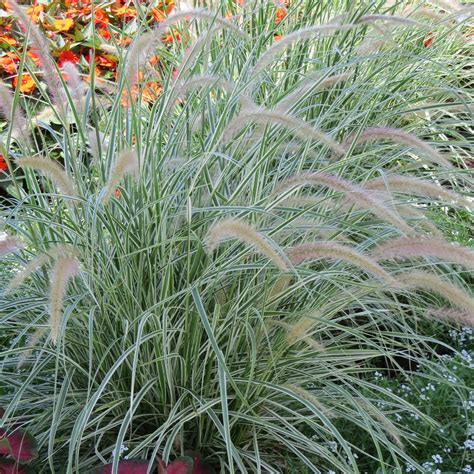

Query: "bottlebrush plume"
(398, 271), (474, 314)
(222, 107), (347, 157)
(6, 244), (79, 294)
(0, 81), (28, 140)
(170, 75), (252, 112)
(427, 307), (473, 327)
(206, 218), (289, 271)
(102, 150), (139, 204)
(364, 174), (472, 210)
(0, 232), (23, 256)
(288, 241), (401, 287)
(272, 172), (414, 234)
(361, 400), (404, 448)
(8, 0), (65, 112)
(16, 326), (48, 368)
(48, 256), (79, 345)
(16, 156), (77, 199)
(357, 14), (424, 27)
(341, 127), (453, 169)
(277, 72), (353, 112)
(62, 62), (85, 115)
(253, 23), (357, 73)
(285, 384), (334, 418)
(372, 237), (474, 270)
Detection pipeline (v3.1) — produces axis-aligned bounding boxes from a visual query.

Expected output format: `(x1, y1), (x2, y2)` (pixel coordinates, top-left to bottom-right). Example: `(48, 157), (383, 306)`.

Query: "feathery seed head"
(16, 156), (78, 200)
(6, 244), (79, 294)
(272, 172), (414, 234)
(48, 256), (80, 345)
(253, 23), (357, 73)
(102, 150), (139, 204)
(222, 108), (347, 156)
(341, 127), (453, 169)
(288, 241), (401, 287)
(0, 81), (28, 141)
(398, 271), (474, 314)
(364, 174), (473, 210)
(371, 237), (474, 270)
(206, 218), (289, 271)
(8, 0), (65, 112)
(0, 232), (23, 256)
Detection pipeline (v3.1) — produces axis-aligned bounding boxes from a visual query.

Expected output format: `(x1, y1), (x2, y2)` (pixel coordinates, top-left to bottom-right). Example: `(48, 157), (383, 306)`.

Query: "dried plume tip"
(48, 256), (80, 345)
(371, 237), (474, 270)
(102, 149), (139, 204)
(341, 127), (453, 169)
(398, 271), (474, 315)
(6, 244), (79, 294)
(0, 232), (23, 256)
(222, 107), (347, 157)
(272, 172), (414, 234)
(16, 156), (78, 200)
(288, 241), (401, 287)
(206, 218), (289, 271)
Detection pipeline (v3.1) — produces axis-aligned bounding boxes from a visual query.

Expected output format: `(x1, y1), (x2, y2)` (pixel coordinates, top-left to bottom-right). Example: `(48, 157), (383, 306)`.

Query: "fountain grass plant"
(0, 0), (473, 472)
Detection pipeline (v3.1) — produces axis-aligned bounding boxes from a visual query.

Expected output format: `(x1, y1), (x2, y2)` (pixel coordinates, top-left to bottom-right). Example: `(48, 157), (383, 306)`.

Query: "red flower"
(424, 32), (433, 47)
(58, 50), (79, 67)
(0, 154), (7, 172)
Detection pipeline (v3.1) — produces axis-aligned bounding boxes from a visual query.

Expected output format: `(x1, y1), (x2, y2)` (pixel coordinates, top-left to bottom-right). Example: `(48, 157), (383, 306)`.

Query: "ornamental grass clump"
(0, 1), (473, 472)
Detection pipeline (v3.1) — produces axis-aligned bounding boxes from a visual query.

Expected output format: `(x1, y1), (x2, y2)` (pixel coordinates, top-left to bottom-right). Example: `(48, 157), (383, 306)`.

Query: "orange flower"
(116, 35), (132, 46)
(93, 8), (109, 26)
(142, 81), (162, 102)
(0, 35), (17, 46)
(150, 7), (165, 22)
(115, 188), (121, 198)
(27, 4), (44, 23)
(273, 34), (283, 41)
(12, 72), (36, 93)
(27, 50), (41, 66)
(98, 28), (111, 40)
(149, 54), (160, 66)
(162, 30), (180, 43)
(53, 18), (75, 32)
(0, 53), (18, 75)
(275, 7), (286, 23)
(0, 154), (7, 172)
(112, 5), (136, 18)
(95, 55), (117, 69)
(121, 86), (138, 107)
(58, 50), (79, 66)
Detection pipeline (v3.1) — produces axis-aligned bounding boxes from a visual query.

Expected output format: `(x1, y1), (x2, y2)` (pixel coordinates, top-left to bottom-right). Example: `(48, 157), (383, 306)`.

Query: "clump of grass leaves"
(0, 0), (473, 472)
